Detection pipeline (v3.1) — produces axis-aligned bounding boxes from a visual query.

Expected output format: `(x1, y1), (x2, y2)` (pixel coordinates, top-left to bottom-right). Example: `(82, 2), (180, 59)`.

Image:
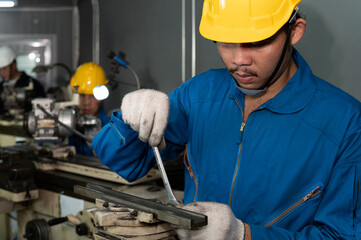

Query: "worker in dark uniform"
(0, 45), (46, 115)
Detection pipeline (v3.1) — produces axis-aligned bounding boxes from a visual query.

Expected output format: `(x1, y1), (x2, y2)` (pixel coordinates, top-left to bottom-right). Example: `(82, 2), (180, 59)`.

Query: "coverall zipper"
(229, 99), (245, 207)
(231, 99), (322, 227)
(265, 186), (321, 227)
(183, 145), (199, 202)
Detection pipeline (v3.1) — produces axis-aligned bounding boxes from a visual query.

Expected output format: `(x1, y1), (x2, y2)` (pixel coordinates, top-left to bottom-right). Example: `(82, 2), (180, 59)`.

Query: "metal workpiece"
(74, 184), (207, 230)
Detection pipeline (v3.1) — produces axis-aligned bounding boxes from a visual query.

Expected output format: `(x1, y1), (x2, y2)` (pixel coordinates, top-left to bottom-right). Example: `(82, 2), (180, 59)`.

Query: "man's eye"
(250, 41), (268, 47)
(217, 37), (273, 48)
(218, 42), (237, 48)
(251, 33), (280, 47)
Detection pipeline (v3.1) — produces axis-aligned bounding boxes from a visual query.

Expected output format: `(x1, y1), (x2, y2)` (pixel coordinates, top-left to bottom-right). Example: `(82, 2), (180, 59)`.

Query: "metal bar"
(191, 0), (196, 77)
(72, 5), (80, 70)
(91, 0), (99, 64)
(74, 184), (207, 229)
(181, 0), (186, 83)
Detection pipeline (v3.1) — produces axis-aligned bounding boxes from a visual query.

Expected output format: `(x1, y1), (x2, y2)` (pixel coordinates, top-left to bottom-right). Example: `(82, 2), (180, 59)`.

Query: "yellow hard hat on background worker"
(71, 62), (108, 95)
(199, 0), (301, 43)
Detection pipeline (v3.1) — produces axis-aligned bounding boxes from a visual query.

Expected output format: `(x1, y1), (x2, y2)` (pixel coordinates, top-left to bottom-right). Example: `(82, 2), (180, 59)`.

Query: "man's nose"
(231, 45), (252, 66)
(82, 95), (92, 104)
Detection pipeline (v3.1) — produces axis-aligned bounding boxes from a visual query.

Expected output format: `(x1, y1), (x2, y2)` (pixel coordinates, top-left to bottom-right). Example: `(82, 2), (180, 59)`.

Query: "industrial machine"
(0, 94), (189, 239)
(26, 98), (78, 143)
(0, 80), (38, 121)
(0, 51), (191, 240)
(0, 143), (187, 240)
(25, 97), (101, 146)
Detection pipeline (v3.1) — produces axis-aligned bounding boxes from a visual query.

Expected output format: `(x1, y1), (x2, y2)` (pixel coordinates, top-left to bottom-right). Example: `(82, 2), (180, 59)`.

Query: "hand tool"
(152, 146), (179, 206)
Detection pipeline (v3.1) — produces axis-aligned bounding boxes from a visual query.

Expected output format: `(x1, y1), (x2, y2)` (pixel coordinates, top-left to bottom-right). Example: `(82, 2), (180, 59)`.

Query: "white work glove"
(174, 202), (245, 240)
(121, 89), (169, 150)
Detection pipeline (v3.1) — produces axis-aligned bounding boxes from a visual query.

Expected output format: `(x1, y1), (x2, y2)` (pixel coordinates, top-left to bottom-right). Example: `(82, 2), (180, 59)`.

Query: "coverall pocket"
(264, 185), (323, 230)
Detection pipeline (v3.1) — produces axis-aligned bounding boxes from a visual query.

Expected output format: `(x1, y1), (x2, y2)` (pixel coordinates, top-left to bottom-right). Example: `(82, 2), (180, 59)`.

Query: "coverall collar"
(228, 48), (317, 114)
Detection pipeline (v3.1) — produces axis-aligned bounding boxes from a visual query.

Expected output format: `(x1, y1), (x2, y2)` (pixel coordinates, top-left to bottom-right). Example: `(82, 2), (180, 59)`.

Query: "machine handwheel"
(24, 219), (50, 240)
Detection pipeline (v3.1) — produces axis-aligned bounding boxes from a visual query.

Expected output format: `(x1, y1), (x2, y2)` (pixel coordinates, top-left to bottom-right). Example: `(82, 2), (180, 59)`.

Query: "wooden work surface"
(0, 120), (27, 137)
(36, 154), (161, 185)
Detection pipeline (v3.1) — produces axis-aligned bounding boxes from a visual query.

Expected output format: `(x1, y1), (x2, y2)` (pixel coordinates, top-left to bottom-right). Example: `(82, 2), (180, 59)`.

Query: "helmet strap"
(237, 25), (293, 96)
(238, 7), (299, 96)
(257, 7), (299, 91)
(259, 24), (293, 91)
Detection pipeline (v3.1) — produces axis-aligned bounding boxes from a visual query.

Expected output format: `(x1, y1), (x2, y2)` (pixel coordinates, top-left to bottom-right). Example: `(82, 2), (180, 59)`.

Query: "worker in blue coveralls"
(69, 62), (110, 156)
(92, 0), (361, 239)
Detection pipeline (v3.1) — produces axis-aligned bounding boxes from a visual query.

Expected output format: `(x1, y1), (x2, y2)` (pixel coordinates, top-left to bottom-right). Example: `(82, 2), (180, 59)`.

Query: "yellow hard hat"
(70, 62), (108, 95)
(199, 0), (302, 43)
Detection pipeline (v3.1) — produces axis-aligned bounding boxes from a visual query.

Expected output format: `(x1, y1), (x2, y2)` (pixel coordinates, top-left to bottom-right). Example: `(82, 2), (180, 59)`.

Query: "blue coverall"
(92, 49), (361, 239)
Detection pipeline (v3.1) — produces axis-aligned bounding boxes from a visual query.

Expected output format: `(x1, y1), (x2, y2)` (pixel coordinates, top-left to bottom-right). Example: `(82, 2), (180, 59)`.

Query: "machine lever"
(152, 146), (179, 206)
(48, 217), (68, 226)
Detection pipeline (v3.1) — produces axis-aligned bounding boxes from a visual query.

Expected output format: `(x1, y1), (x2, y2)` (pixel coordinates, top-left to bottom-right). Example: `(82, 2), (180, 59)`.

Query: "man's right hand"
(121, 89), (169, 150)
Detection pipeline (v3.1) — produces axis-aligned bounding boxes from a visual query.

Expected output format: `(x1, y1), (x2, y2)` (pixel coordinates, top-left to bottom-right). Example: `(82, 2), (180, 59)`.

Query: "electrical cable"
(127, 65), (141, 90)
(112, 80), (138, 88)
(108, 50), (141, 90)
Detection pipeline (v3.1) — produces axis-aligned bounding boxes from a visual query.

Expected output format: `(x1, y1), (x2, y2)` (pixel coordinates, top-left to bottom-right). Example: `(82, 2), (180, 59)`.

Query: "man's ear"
(290, 18), (306, 45)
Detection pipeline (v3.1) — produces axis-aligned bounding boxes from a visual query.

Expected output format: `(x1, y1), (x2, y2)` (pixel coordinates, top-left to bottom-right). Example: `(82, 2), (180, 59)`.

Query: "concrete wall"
(78, 0), (361, 112)
(0, 0), (360, 110)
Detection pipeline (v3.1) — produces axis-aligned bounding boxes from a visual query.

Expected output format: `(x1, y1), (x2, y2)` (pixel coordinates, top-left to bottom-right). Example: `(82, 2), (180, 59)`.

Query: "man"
(0, 45), (46, 115)
(92, 0), (361, 239)
(69, 62), (110, 156)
